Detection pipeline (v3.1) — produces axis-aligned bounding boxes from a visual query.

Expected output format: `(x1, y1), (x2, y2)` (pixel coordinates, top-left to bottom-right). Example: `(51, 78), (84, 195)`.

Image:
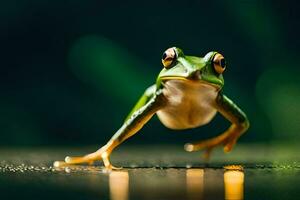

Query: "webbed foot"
(184, 132), (239, 159)
(53, 145), (122, 170)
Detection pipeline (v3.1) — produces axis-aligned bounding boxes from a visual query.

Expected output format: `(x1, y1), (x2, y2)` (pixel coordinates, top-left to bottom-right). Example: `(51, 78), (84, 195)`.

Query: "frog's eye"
(162, 47), (177, 68)
(213, 53), (226, 74)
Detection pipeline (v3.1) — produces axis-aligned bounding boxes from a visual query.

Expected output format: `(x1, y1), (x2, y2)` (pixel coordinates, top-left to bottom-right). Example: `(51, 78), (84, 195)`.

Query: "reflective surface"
(0, 145), (299, 200)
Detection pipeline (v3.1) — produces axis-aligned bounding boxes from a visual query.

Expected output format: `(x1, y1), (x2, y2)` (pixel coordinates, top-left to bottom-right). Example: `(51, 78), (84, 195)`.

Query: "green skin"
(54, 47), (250, 169)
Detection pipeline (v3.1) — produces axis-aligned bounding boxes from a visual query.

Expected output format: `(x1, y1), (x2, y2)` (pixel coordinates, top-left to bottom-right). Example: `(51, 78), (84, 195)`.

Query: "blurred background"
(0, 0), (299, 147)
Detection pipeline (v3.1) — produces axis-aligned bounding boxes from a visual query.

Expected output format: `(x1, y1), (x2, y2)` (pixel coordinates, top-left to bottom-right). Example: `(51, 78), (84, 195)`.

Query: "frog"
(54, 47), (249, 169)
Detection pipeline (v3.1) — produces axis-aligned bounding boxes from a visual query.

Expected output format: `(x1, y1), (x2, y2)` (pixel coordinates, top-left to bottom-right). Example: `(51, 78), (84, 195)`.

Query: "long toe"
(104, 164), (123, 171)
(184, 143), (195, 152)
(65, 156), (90, 164)
(53, 161), (69, 167)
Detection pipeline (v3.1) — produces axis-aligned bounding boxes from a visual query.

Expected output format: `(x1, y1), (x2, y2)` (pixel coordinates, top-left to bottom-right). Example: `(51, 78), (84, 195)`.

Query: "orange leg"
(184, 124), (245, 159)
(53, 89), (164, 169)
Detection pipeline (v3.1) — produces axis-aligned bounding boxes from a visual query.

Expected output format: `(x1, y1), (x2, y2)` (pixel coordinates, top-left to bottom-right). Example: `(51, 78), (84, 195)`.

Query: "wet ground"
(0, 144), (299, 200)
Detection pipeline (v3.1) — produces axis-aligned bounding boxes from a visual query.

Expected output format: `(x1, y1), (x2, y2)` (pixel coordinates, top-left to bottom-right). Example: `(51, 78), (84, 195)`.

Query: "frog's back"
(156, 80), (218, 130)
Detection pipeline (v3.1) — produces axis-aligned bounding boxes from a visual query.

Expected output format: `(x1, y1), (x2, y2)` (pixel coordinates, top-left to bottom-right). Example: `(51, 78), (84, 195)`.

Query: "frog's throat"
(160, 76), (221, 89)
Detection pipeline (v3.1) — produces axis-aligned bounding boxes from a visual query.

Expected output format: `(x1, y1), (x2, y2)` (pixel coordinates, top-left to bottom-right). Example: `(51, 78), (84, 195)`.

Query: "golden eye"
(213, 53), (226, 74)
(162, 47), (177, 68)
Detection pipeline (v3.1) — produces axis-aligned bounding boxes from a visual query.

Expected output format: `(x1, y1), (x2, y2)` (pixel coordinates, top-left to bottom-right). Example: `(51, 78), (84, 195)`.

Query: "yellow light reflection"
(186, 169), (204, 200)
(109, 171), (129, 200)
(224, 165), (244, 200)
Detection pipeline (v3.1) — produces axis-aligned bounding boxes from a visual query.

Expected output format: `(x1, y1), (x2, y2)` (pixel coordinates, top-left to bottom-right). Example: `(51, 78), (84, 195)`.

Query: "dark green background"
(0, 0), (299, 146)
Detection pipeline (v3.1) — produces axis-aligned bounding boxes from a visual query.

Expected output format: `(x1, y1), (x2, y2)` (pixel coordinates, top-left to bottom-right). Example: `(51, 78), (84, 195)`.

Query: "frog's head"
(158, 47), (225, 89)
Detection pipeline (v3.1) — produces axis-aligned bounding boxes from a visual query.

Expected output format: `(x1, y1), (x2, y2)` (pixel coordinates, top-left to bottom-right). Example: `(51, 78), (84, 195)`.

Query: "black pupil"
(220, 58), (226, 68)
(162, 52), (167, 60)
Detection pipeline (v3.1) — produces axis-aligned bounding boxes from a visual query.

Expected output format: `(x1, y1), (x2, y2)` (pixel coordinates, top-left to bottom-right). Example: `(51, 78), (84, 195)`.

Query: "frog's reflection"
(186, 169), (204, 200)
(108, 167), (244, 200)
(109, 171), (129, 200)
(224, 166), (244, 200)
(186, 165), (244, 200)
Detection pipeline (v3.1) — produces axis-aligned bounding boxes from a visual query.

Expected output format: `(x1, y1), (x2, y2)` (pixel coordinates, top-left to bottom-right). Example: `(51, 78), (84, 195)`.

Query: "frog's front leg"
(184, 93), (249, 158)
(54, 86), (165, 169)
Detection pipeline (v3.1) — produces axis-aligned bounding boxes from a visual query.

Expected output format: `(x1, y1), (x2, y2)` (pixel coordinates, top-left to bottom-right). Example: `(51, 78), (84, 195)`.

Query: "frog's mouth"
(160, 76), (222, 89)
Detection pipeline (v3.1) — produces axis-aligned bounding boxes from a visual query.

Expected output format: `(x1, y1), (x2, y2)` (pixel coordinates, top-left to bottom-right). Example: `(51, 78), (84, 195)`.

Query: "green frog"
(54, 47), (249, 169)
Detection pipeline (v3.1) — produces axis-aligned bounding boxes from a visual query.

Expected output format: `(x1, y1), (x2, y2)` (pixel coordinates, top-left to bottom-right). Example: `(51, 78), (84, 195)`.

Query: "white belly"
(157, 80), (218, 130)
